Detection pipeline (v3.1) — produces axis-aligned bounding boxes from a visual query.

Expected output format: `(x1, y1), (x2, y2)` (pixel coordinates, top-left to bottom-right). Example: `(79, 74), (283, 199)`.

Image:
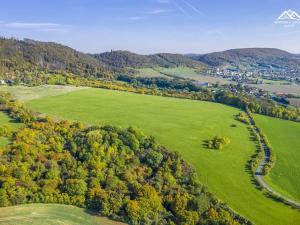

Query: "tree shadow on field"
(244, 157), (263, 190)
(247, 126), (257, 142)
(263, 192), (300, 211)
(83, 209), (125, 224)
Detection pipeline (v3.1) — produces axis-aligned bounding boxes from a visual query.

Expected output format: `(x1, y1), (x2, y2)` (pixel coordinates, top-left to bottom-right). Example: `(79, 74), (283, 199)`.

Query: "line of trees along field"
(0, 92), (251, 225)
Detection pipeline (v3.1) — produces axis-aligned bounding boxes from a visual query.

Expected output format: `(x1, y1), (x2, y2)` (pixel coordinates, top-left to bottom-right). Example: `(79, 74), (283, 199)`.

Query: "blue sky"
(1, 0), (300, 54)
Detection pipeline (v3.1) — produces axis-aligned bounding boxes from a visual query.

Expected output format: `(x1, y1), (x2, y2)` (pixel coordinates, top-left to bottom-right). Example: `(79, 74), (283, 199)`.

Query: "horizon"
(1, 0), (300, 54)
(2, 36), (299, 55)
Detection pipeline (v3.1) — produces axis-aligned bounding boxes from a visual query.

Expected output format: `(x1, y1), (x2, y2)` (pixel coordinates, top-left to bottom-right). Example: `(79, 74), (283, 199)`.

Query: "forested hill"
(94, 51), (206, 69)
(0, 38), (204, 80)
(0, 38), (120, 79)
(189, 48), (300, 71)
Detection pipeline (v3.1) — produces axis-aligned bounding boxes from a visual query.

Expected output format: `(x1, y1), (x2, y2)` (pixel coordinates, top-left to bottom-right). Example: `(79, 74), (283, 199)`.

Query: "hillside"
(18, 85), (300, 225)
(0, 38), (118, 79)
(0, 38), (205, 81)
(0, 91), (247, 225)
(93, 51), (206, 69)
(190, 48), (300, 71)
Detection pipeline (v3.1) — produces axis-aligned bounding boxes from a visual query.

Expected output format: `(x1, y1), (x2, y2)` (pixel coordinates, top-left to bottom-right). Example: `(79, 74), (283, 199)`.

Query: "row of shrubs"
(246, 112), (276, 175)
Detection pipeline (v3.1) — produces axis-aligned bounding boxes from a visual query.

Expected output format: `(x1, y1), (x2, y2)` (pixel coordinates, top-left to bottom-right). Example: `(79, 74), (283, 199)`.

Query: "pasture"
(135, 66), (232, 84)
(250, 83), (300, 96)
(19, 86), (300, 225)
(0, 85), (88, 101)
(0, 204), (125, 225)
(254, 114), (300, 202)
(0, 112), (22, 148)
(158, 67), (232, 84)
(135, 68), (169, 78)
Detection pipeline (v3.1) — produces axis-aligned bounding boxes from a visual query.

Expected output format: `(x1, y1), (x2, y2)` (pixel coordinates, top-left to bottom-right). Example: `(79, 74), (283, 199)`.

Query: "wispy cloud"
(149, 9), (172, 14)
(157, 0), (171, 3)
(124, 8), (172, 21)
(180, 0), (203, 15)
(172, 1), (189, 17)
(0, 21), (70, 33)
(4, 22), (60, 29)
(126, 16), (146, 21)
(158, 0), (203, 17)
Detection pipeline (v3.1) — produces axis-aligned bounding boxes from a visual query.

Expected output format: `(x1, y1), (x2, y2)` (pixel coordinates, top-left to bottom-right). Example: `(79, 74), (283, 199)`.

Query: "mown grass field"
(17, 86), (300, 225)
(254, 114), (300, 202)
(0, 204), (125, 225)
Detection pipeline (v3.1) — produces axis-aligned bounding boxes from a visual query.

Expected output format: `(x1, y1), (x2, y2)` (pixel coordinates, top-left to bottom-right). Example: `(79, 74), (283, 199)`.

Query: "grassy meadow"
(254, 114), (300, 202)
(250, 83), (300, 96)
(13, 86), (300, 225)
(0, 204), (125, 225)
(135, 68), (169, 78)
(0, 112), (22, 148)
(135, 66), (232, 84)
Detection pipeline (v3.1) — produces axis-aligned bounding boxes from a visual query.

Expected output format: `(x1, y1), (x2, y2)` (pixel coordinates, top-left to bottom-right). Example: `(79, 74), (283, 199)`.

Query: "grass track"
(254, 114), (300, 202)
(0, 204), (125, 225)
(23, 87), (300, 225)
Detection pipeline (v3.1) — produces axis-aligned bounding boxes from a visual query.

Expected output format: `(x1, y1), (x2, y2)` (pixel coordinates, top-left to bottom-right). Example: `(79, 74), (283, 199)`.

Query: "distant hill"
(0, 38), (205, 81)
(93, 51), (206, 69)
(189, 48), (300, 71)
(0, 38), (118, 79)
(1, 38), (299, 81)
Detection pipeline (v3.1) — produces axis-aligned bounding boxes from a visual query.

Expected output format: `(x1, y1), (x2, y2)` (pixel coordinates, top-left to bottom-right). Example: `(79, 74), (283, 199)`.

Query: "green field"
(0, 85), (88, 101)
(0, 111), (22, 148)
(258, 79), (292, 85)
(158, 67), (232, 84)
(135, 66), (232, 84)
(0, 204), (125, 225)
(17, 86), (300, 225)
(250, 83), (300, 96)
(135, 68), (169, 78)
(254, 114), (300, 202)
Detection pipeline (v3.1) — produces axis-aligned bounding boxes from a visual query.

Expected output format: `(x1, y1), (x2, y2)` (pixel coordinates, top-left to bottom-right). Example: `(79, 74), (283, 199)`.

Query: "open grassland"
(0, 112), (22, 148)
(0, 85), (88, 101)
(135, 67), (232, 84)
(0, 204), (125, 225)
(135, 68), (169, 78)
(158, 67), (232, 84)
(288, 98), (300, 108)
(250, 83), (300, 96)
(258, 79), (292, 85)
(254, 114), (300, 202)
(21, 86), (300, 225)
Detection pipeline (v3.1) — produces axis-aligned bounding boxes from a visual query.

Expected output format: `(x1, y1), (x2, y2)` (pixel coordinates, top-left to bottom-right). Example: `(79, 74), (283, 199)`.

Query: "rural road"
(247, 112), (300, 209)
